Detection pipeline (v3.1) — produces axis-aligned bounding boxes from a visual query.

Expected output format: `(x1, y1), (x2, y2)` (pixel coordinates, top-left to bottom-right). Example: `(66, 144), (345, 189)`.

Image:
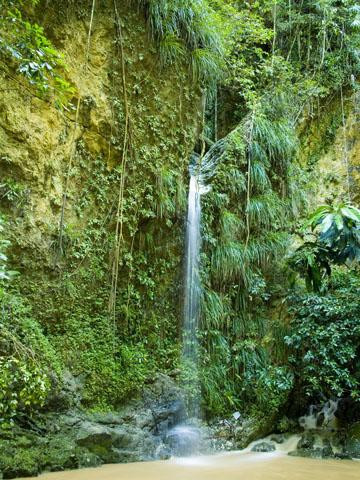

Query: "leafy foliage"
(306, 203), (360, 263)
(137, 0), (225, 82)
(285, 271), (360, 403)
(198, 92), (299, 416)
(0, 0), (74, 107)
(0, 220), (59, 427)
(275, 0), (360, 92)
(290, 203), (360, 291)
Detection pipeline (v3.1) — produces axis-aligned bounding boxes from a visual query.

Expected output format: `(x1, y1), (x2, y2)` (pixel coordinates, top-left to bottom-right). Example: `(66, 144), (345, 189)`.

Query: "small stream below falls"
(17, 451), (359, 480)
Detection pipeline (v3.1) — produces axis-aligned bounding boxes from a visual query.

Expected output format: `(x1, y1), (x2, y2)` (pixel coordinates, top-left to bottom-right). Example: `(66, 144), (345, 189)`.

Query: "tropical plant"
(285, 270), (360, 403)
(136, 0), (225, 83)
(305, 203), (360, 263)
(0, 0), (74, 107)
(290, 203), (360, 291)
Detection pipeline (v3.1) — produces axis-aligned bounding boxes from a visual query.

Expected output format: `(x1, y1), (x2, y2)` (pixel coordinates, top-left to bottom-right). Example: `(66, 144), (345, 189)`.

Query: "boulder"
(297, 433), (315, 450)
(334, 452), (353, 460)
(270, 434), (286, 444)
(234, 415), (277, 449)
(251, 441), (276, 453)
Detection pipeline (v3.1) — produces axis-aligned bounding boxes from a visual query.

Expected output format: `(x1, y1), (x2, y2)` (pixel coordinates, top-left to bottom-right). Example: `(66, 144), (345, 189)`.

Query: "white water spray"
(182, 175), (204, 417)
(182, 140), (226, 418)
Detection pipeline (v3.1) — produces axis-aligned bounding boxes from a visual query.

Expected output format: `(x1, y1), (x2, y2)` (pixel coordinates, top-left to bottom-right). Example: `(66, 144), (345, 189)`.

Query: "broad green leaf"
(321, 213), (334, 233)
(341, 206), (360, 224)
(334, 213), (344, 231)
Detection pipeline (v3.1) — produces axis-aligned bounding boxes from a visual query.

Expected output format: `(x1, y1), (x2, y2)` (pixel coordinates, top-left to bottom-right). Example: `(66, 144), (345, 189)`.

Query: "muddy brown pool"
(16, 450), (360, 480)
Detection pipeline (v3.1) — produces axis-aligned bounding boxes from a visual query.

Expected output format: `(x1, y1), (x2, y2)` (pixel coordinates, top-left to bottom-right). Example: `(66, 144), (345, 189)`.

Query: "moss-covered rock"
(251, 441), (276, 453)
(344, 422), (360, 458)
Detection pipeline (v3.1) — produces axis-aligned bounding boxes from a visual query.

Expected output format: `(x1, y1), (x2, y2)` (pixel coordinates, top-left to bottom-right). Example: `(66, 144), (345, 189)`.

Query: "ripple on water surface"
(16, 451), (359, 480)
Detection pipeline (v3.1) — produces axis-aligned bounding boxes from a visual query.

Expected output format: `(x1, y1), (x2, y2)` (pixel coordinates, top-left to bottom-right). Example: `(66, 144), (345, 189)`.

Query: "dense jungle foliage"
(0, 0), (359, 430)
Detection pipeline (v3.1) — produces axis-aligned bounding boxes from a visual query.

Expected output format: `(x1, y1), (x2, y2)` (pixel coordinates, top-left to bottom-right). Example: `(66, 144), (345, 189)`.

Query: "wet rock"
(297, 433), (315, 450)
(288, 448), (320, 458)
(344, 422), (360, 458)
(321, 441), (334, 458)
(144, 375), (186, 435)
(90, 412), (124, 425)
(270, 434), (286, 444)
(76, 422), (113, 450)
(46, 371), (84, 411)
(334, 452), (353, 460)
(289, 444), (334, 459)
(234, 415), (277, 449)
(165, 425), (201, 457)
(251, 441), (276, 453)
(75, 421), (158, 463)
(156, 443), (172, 460)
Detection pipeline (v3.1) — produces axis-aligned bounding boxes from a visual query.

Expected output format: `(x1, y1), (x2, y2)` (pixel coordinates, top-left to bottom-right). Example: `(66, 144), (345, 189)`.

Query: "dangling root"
(245, 113), (254, 251)
(57, 0), (96, 262)
(108, 0), (131, 324)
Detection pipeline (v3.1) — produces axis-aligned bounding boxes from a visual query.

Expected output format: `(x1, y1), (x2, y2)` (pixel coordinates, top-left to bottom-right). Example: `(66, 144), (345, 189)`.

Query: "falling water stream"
(182, 174), (202, 418)
(181, 140), (227, 416)
(169, 141), (227, 449)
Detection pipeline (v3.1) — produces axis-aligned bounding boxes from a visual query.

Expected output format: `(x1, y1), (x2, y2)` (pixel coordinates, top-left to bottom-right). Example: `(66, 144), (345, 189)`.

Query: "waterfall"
(182, 174), (203, 417)
(181, 139), (227, 418)
(166, 140), (226, 456)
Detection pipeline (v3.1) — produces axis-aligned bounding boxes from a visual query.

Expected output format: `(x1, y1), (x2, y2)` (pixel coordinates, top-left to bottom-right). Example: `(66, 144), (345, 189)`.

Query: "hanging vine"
(57, 0), (96, 261)
(108, 0), (132, 323)
(340, 87), (352, 203)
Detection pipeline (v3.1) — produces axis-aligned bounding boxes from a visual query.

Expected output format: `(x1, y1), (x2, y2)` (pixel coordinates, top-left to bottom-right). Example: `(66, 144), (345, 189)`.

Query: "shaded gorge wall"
(0, 0), (202, 408)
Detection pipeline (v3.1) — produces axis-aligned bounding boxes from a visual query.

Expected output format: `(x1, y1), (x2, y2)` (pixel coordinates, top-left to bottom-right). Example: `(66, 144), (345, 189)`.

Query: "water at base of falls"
(16, 450), (359, 480)
(165, 424), (202, 456)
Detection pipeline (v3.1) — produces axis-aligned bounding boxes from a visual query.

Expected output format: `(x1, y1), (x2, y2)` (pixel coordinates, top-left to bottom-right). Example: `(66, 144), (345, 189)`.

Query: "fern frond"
(159, 33), (186, 66)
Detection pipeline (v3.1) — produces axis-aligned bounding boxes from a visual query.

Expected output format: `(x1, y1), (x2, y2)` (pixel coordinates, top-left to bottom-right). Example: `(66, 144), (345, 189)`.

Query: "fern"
(136, 0), (224, 84)
(159, 33), (186, 66)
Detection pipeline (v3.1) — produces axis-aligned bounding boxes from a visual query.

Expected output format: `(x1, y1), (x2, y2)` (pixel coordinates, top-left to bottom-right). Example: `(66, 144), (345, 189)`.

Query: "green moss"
(0, 434), (102, 478)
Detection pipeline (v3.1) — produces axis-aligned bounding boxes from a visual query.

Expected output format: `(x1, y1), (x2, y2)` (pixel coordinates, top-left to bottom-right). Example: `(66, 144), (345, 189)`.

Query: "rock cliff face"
(0, 0), (201, 406)
(299, 91), (360, 206)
